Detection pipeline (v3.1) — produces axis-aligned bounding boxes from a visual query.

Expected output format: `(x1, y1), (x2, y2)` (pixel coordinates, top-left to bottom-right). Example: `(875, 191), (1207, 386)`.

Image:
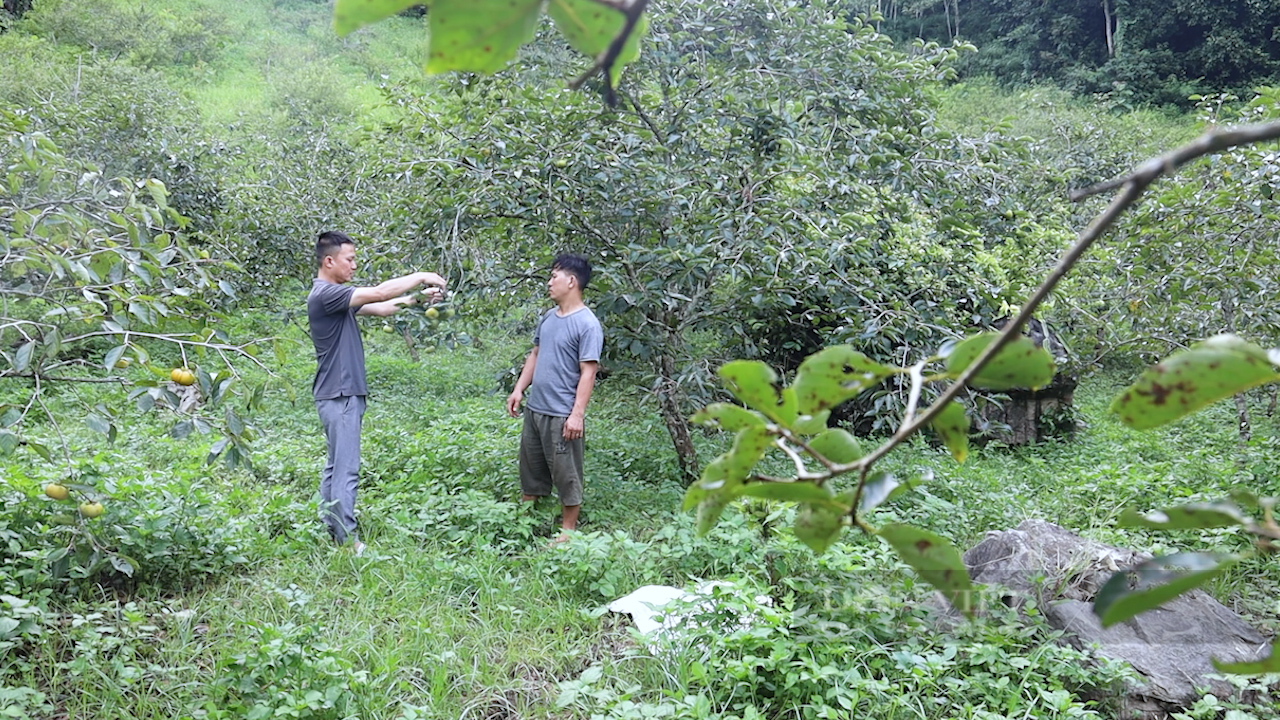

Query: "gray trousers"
(316, 395), (366, 544)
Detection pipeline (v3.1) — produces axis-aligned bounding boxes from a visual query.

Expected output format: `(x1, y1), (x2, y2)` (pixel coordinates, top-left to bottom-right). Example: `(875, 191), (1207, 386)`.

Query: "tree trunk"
(657, 353), (699, 485)
(1235, 393), (1251, 443)
(400, 327), (420, 363)
(1102, 0), (1116, 56)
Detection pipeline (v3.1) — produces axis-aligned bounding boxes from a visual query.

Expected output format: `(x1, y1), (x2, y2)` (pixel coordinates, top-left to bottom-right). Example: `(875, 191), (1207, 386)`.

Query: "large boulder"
(963, 519), (1270, 718)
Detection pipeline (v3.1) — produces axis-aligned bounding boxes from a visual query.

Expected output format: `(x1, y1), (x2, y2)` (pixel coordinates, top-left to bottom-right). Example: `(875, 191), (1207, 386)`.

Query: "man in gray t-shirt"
(307, 231), (446, 552)
(506, 254), (603, 542)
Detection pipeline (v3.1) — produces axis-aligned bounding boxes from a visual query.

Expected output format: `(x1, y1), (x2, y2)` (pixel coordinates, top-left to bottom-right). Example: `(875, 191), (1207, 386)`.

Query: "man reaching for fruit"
(307, 230), (446, 554)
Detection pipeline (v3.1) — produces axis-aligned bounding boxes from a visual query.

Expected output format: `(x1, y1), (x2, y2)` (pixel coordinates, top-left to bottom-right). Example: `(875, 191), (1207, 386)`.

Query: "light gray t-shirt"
(527, 306), (603, 417)
(307, 278), (367, 400)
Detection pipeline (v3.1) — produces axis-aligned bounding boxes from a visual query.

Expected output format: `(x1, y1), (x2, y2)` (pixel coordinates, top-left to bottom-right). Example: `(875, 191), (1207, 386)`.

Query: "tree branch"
(568, 0), (650, 107)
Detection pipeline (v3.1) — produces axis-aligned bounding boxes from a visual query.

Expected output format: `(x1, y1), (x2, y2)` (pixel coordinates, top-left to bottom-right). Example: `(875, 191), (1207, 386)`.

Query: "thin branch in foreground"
(841, 119), (1280, 510)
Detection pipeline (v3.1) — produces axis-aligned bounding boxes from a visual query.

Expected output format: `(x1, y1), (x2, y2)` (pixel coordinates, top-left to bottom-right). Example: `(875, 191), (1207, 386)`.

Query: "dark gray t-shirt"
(307, 278), (367, 400)
(527, 307), (604, 417)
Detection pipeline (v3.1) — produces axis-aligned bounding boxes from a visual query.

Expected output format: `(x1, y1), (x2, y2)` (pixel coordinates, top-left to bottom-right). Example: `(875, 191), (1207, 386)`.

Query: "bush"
(4, 472), (249, 599)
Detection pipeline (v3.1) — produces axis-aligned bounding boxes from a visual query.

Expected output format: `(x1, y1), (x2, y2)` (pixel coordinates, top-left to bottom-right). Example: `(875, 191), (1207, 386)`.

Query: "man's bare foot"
(550, 532), (572, 546)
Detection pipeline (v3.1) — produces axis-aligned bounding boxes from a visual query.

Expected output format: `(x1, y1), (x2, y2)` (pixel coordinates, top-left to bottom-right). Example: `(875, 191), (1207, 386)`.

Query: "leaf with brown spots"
(793, 496), (850, 553)
(690, 402), (766, 432)
(333, 0), (423, 36)
(1094, 552), (1239, 627)
(424, 0), (543, 75)
(718, 360), (798, 427)
(683, 424), (774, 533)
(791, 345), (893, 416)
(930, 400), (969, 463)
(1119, 501), (1248, 530)
(548, 0), (649, 87)
(806, 428), (864, 465)
(741, 481), (842, 506)
(877, 523), (975, 618)
(1110, 334), (1280, 430)
(944, 332), (1056, 391)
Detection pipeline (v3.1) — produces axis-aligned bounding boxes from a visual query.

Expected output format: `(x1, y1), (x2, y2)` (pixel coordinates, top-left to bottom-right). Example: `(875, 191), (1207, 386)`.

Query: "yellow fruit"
(425, 307), (440, 320)
(79, 502), (104, 519)
(171, 368), (195, 386)
(423, 345), (437, 354)
(44, 483), (70, 500)
(382, 324), (394, 333)
(553, 158), (569, 168)
(114, 358), (131, 369)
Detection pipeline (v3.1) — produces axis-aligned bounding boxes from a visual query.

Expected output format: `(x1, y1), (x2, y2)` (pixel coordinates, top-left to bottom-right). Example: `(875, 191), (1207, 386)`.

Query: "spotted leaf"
(878, 523), (975, 618)
(1111, 335), (1280, 430)
(945, 332), (1056, 391)
(424, 0), (543, 75)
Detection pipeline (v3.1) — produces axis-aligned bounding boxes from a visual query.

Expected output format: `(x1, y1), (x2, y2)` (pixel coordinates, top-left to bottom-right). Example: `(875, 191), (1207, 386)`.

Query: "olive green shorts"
(519, 411), (584, 507)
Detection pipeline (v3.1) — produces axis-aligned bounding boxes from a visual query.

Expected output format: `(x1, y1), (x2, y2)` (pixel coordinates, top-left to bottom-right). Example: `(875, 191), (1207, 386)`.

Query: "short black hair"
(552, 253), (592, 289)
(315, 231), (354, 267)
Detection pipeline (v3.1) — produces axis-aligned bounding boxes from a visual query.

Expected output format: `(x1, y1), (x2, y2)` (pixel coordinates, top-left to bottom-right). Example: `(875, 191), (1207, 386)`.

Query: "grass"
(4, 317), (1278, 718)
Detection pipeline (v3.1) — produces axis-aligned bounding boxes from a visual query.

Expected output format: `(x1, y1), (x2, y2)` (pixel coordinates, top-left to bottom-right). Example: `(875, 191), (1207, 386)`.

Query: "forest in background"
(872, 0), (1280, 108)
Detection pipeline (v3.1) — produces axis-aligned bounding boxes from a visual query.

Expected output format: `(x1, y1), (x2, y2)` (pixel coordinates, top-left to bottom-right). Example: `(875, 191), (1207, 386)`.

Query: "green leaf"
(1094, 553), (1239, 627)
(1110, 335), (1280, 430)
(859, 471), (901, 514)
(333, 0), (422, 36)
(858, 468), (930, 515)
(685, 424), (774, 533)
(547, 0), (649, 87)
(13, 341), (35, 373)
(718, 360), (798, 427)
(806, 428), (864, 464)
(791, 409), (831, 436)
(793, 500), (847, 553)
(1212, 644), (1280, 674)
(170, 420), (194, 440)
(26, 441), (51, 462)
(103, 345), (128, 371)
(683, 425), (771, 503)
(945, 332), (1056, 391)
(792, 346), (892, 416)
(424, 0), (543, 75)
(695, 494), (730, 536)
(0, 431), (17, 455)
(1118, 502), (1248, 530)
(930, 401), (969, 463)
(690, 403), (767, 432)
(877, 523), (976, 618)
(85, 416), (111, 437)
(741, 481), (838, 505)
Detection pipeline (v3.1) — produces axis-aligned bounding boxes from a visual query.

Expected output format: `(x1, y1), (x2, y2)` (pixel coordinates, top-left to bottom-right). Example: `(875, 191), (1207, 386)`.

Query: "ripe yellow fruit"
(79, 502), (104, 519)
(382, 324), (394, 333)
(425, 307), (440, 320)
(114, 358), (131, 369)
(170, 368), (196, 386)
(44, 483), (70, 500)
(553, 158), (569, 168)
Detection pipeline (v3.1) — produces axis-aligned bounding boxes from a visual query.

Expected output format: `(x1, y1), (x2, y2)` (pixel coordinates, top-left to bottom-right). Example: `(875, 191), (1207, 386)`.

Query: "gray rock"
(962, 519), (1270, 718)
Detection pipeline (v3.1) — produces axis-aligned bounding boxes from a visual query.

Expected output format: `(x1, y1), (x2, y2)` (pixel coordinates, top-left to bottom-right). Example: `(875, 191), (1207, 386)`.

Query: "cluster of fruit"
(43, 483), (104, 518)
(169, 367), (197, 386)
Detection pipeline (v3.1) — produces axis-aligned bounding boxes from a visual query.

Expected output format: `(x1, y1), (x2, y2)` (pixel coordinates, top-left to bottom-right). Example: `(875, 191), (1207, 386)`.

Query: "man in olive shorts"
(505, 254), (603, 541)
